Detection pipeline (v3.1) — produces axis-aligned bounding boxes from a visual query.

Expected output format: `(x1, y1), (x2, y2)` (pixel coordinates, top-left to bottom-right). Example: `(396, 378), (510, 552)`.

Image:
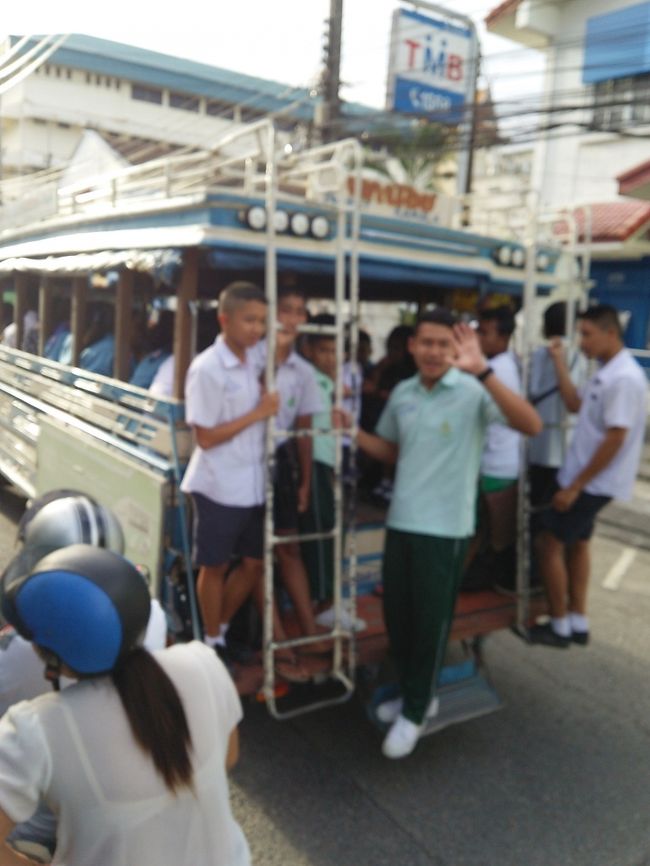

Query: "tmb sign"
(386, 7), (473, 123)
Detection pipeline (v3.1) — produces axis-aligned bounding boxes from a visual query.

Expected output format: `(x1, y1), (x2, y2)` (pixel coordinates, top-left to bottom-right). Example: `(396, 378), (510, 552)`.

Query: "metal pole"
(516, 191), (539, 634)
(263, 123), (279, 709)
(320, 0), (343, 144)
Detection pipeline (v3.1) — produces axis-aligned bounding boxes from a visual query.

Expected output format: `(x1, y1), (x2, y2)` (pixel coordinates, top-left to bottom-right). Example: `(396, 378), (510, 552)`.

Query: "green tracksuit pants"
(299, 461), (335, 602)
(382, 528), (469, 725)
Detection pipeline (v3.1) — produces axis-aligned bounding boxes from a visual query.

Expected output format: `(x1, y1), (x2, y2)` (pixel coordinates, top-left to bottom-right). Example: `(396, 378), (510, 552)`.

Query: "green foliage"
(363, 122), (455, 191)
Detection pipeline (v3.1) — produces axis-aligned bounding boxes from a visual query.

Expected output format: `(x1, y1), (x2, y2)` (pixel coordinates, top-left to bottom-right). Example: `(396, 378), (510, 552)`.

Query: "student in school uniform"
(180, 282), (278, 662)
(338, 309), (541, 759)
(531, 304), (648, 648)
(222, 287), (330, 673)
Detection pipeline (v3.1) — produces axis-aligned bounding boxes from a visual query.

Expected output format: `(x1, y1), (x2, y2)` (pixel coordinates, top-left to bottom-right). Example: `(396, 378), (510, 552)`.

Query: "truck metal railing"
(0, 346), (190, 494)
(0, 120), (278, 234)
(262, 130), (363, 718)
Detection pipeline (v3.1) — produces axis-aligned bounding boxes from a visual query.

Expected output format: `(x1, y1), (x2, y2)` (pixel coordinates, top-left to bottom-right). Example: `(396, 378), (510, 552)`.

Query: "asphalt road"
(1, 484), (649, 866)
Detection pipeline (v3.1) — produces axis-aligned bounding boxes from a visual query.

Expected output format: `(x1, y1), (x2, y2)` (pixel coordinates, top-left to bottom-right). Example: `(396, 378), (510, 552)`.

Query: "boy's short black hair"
(578, 303), (623, 338)
(307, 312), (336, 346)
(219, 281), (266, 315)
(543, 301), (568, 338)
(414, 308), (457, 334)
(478, 305), (515, 337)
(278, 285), (307, 302)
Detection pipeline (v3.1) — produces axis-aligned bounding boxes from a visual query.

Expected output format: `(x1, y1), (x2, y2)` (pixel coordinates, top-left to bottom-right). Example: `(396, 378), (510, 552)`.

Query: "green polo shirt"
(312, 368), (335, 468)
(376, 368), (504, 538)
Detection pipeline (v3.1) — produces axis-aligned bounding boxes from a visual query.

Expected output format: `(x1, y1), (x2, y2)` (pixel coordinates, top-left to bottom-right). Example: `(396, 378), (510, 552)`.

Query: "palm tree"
(362, 122), (455, 191)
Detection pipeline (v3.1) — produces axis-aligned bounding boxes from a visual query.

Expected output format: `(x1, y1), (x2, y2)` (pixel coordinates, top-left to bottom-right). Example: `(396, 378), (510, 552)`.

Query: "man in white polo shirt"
(181, 282), (279, 659)
(531, 304), (648, 648)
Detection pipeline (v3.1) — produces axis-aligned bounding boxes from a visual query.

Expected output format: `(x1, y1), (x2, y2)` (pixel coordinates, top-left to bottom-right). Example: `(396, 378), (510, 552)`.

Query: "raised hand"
(450, 323), (488, 376)
(547, 337), (566, 367)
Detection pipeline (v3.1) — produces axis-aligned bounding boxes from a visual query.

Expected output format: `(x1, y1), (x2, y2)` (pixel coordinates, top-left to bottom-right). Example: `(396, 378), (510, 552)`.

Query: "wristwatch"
(476, 366), (494, 382)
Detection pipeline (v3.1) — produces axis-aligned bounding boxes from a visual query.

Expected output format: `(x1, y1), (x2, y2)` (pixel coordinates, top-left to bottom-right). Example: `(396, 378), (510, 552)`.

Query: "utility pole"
(317, 0), (343, 144)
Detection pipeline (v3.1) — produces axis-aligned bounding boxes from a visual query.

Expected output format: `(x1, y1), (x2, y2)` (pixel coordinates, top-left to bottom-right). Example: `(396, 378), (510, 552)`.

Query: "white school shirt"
(181, 336), (265, 507)
(149, 355), (174, 398)
(528, 344), (588, 469)
(0, 601), (167, 717)
(0, 641), (249, 866)
(480, 351), (522, 479)
(558, 348), (648, 500)
(250, 340), (323, 445)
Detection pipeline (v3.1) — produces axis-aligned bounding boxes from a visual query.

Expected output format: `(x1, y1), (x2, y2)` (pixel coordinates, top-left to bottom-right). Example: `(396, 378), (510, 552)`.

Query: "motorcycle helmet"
(1, 544), (150, 676)
(22, 494), (124, 553)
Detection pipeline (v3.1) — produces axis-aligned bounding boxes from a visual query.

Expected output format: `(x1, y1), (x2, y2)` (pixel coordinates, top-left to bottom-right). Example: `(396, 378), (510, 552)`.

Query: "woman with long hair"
(0, 544), (250, 866)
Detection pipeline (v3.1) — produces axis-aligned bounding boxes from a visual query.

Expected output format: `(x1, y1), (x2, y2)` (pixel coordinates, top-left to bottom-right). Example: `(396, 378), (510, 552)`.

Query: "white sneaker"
(376, 696), (403, 723)
(8, 839), (53, 864)
(377, 694), (439, 725)
(315, 605), (367, 632)
(382, 714), (422, 759)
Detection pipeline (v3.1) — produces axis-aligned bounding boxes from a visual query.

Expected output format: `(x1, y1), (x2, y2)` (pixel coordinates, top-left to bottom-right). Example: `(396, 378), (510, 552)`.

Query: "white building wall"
(533, 0), (650, 208)
(1, 62), (250, 175)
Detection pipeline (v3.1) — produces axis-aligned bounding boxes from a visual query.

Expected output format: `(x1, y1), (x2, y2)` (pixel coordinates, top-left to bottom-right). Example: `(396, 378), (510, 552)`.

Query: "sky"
(1, 0), (544, 111)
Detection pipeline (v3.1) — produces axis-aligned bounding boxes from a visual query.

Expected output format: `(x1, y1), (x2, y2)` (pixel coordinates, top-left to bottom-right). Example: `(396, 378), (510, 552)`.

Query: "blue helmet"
(1, 544), (150, 676)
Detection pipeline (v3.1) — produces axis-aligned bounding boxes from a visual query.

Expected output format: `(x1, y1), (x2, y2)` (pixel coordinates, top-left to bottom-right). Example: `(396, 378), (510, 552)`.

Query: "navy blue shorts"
(192, 493), (264, 566)
(539, 486), (611, 544)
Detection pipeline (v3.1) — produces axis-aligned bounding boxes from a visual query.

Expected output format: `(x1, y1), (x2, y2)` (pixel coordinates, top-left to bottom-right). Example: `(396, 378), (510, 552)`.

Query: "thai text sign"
(387, 7), (472, 122)
(347, 176), (456, 227)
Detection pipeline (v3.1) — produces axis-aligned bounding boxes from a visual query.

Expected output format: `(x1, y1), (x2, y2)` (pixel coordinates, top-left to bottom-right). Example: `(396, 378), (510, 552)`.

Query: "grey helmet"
(23, 495), (124, 554)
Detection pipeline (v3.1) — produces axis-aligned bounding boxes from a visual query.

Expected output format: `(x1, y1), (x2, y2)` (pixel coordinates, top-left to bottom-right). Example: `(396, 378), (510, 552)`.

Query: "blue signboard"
(387, 8), (473, 123)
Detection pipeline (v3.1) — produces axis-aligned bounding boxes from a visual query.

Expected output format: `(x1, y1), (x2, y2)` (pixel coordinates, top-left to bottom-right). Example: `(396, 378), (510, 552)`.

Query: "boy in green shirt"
(342, 309), (541, 759)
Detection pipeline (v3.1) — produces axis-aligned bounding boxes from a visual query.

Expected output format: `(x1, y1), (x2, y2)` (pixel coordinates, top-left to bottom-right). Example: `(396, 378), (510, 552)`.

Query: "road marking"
(602, 546), (637, 591)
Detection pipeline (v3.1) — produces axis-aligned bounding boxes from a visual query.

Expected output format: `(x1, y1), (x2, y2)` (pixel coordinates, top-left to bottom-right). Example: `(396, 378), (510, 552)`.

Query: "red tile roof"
(554, 201), (650, 243)
(485, 0), (522, 26)
(617, 159), (650, 198)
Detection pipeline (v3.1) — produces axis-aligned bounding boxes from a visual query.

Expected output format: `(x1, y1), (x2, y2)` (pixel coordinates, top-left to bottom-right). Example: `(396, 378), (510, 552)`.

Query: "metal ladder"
(260, 128), (364, 718)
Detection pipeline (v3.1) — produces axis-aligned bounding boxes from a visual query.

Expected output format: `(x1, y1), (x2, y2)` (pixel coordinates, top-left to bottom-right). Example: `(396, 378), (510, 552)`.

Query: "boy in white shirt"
(528, 301), (588, 509)
(223, 288), (330, 670)
(474, 306), (521, 559)
(532, 304), (648, 647)
(180, 282), (278, 657)
(477, 306), (522, 491)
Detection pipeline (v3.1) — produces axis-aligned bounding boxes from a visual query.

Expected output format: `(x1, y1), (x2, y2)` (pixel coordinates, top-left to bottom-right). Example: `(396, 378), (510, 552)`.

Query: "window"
(206, 98), (232, 118)
(169, 91), (200, 112)
(131, 84), (163, 105)
(240, 106), (264, 123)
(593, 72), (650, 130)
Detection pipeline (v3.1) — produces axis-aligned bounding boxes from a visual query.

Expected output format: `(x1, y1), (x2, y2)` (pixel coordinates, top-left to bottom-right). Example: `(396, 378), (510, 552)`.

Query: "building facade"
(0, 34), (320, 180)
(486, 0), (650, 352)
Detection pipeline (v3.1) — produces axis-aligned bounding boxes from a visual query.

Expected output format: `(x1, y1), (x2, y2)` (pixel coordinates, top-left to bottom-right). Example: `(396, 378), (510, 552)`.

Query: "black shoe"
(528, 623), (570, 649)
(571, 630), (590, 646)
